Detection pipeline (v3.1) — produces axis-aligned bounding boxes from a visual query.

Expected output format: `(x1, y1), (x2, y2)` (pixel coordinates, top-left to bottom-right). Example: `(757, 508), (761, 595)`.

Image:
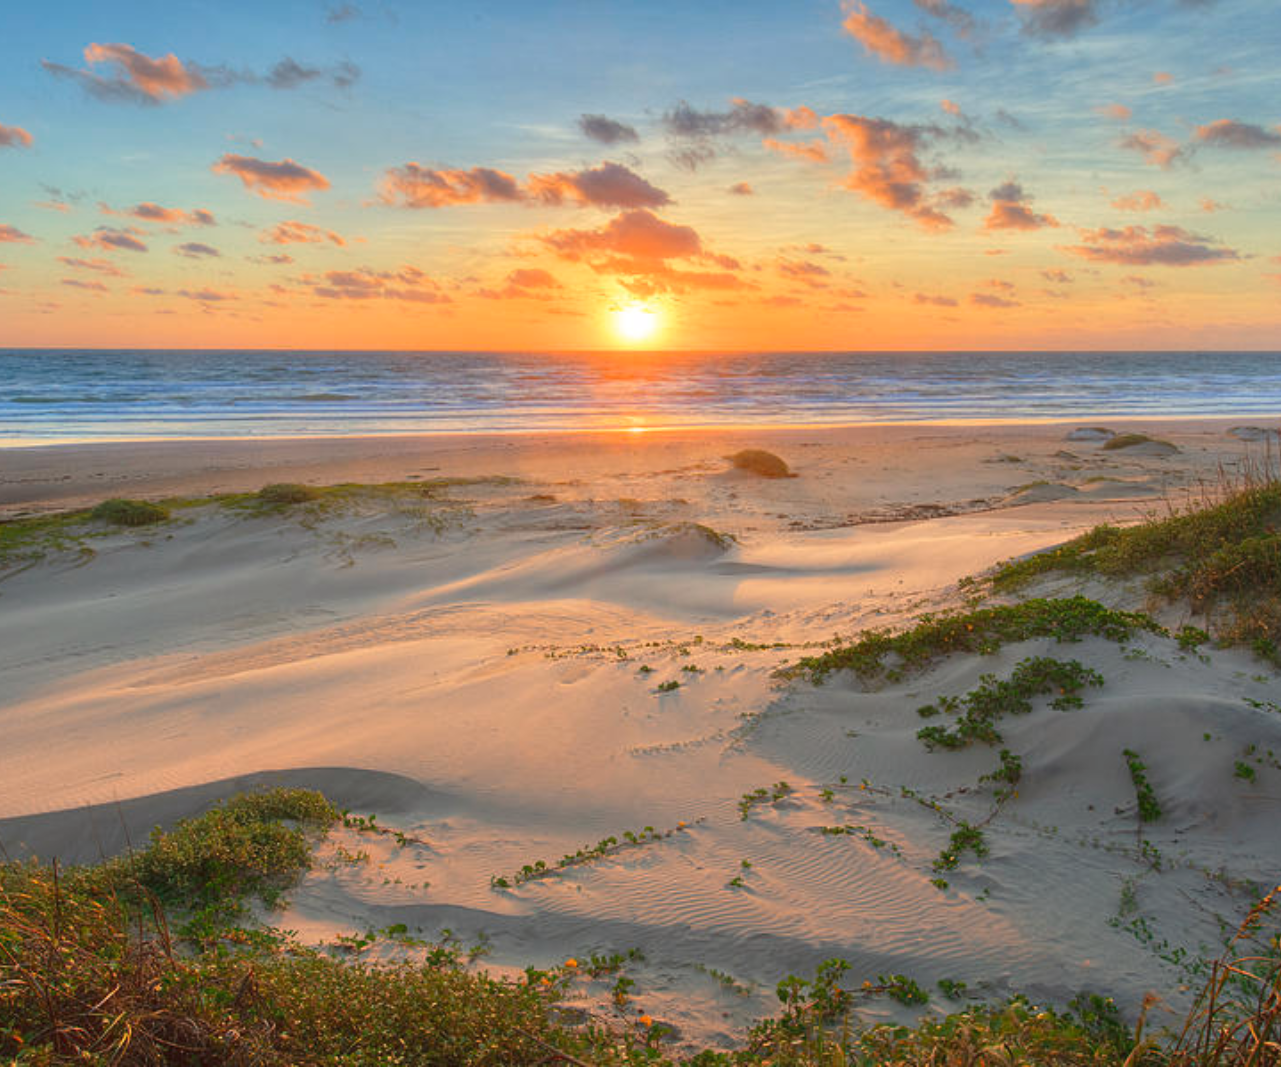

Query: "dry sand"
(2, 418), (1279, 1050)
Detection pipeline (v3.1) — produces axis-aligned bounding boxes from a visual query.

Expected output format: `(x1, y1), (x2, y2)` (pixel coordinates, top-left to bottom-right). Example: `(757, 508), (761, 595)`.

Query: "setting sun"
(613, 305), (659, 344)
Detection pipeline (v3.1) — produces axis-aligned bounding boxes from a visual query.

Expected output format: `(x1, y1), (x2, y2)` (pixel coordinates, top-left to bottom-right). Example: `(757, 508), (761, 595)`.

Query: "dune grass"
(2, 788), (1278, 1065)
(989, 476), (1281, 661)
(776, 596), (1163, 685)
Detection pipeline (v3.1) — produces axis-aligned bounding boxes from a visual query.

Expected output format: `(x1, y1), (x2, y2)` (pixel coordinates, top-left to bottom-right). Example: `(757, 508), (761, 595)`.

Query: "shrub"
(257, 482), (322, 504)
(90, 498), (170, 526)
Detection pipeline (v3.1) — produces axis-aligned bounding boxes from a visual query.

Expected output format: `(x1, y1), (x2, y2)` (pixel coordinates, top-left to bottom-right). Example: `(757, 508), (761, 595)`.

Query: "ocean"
(1, 349), (1278, 443)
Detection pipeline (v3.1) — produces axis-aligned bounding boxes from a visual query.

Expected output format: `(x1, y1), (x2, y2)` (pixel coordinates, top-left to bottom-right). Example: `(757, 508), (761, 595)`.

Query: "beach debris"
(726, 449), (794, 478)
(1065, 427), (1115, 442)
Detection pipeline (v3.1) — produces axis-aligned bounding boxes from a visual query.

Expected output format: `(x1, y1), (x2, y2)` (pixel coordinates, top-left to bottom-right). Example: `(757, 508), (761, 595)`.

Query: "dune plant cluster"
(778, 596), (1162, 685)
(489, 824), (686, 889)
(989, 474), (1281, 660)
(2, 789), (1279, 1065)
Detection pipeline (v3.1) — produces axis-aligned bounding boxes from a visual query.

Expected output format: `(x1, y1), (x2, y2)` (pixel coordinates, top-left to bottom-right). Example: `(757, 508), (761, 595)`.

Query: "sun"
(612, 304), (659, 344)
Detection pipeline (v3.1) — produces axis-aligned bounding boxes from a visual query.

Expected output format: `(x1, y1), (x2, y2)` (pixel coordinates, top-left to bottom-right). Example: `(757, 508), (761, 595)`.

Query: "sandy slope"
(2, 419), (1279, 1051)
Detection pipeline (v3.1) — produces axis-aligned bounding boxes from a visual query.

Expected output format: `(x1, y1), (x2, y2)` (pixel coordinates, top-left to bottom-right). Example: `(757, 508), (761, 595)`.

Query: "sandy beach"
(2, 418), (1279, 1050)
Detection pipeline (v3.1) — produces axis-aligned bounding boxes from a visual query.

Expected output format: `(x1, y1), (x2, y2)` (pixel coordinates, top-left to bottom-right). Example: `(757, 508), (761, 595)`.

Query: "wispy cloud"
(0, 224), (36, 244)
(307, 266), (451, 303)
(380, 161), (669, 211)
(102, 202), (216, 226)
(1118, 129), (1185, 168)
(1111, 190), (1164, 212)
(58, 256), (126, 276)
(260, 220), (346, 246)
(72, 226), (147, 252)
(175, 242), (220, 258)
(1193, 119), (1281, 149)
(1010, 0), (1100, 39)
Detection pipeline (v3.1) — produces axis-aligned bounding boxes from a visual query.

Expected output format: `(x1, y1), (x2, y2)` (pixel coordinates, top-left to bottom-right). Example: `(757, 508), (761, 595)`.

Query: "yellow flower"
(564, 958), (578, 969)
(677, 821), (687, 828)
(639, 1014), (654, 1027)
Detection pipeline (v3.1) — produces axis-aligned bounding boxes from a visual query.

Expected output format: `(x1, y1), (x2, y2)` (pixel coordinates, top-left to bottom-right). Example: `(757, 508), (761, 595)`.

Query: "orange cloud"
(842, 1), (952, 70)
(1118, 129), (1184, 168)
(260, 220), (346, 246)
(43, 43), (207, 105)
(476, 267), (563, 300)
(969, 292), (1019, 308)
(763, 137), (830, 163)
(57, 256), (126, 276)
(1063, 224), (1240, 266)
(526, 162), (671, 210)
(729, 182), (754, 196)
(822, 113), (955, 229)
(175, 242), (219, 258)
(1193, 119), (1281, 149)
(914, 292), (957, 306)
(213, 154), (330, 203)
(61, 278), (109, 294)
(307, 266), (451, 303)
(1111, 190), (1164, 212)
(0, 224), (35, 243)
(543, 209), (701, 261)
(379, 164), (523, 208)
(72, 226), (147, 252)
(0, 123), (33, 149)
(1095, 103), (1131, 121)
(940, 99), (961, 116)
(103, 202), (217, 226)
(984, 181), (1059, 231)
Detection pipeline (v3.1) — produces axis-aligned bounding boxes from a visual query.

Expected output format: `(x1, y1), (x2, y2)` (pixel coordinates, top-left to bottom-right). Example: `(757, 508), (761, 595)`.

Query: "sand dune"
(2, 420), (1278, 1050)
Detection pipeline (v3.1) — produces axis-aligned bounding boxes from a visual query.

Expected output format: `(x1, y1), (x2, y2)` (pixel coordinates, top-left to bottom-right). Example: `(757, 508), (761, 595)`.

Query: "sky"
(0, 0), (1278, 351)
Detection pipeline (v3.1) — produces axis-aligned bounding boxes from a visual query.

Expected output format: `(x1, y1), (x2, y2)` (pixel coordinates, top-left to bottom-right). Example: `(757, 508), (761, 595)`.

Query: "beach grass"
(989, 476), (1281, 660)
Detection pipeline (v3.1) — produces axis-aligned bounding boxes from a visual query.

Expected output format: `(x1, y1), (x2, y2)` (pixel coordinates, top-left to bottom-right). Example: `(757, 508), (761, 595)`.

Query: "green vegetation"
(1123, 749), (1163, 823)
(916, 656), (1104, 750)
(738, 781), (793, 820)
(1103, 432), (1175, 451)
(778, 596), (1161, 685)
(656, 679), (682, 693)
(989, 479), (1281, 660)
(932, 821), (989, 872)
(257, 481), (323, 504)
(3, 789), (1280, 1065)
(89, 497), (171, 526)
(490, 824), (684, 888)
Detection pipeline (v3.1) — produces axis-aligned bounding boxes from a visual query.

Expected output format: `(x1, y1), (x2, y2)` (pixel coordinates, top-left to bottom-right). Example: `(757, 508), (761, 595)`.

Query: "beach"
(2, 418), (1279, 1050)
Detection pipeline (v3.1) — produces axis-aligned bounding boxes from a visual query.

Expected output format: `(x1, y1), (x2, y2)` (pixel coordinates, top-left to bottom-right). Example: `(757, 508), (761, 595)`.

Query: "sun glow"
(613, 304), (659, 344)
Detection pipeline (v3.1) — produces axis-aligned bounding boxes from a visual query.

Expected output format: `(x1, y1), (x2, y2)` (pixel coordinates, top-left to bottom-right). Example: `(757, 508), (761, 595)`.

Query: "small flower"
(564, 958), (578, 969)
(677, 821), (687, 828)
(639, 1014), (654, 1027)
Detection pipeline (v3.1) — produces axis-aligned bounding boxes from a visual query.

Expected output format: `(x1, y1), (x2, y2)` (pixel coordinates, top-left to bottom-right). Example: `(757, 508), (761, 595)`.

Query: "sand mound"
(1006, 482), (1079, 504)
(1065, 427), (1115, 442)
(1102, 433), (1179, 456)
(726, 449), (793, 478)
(1227, 426), (1280, 442)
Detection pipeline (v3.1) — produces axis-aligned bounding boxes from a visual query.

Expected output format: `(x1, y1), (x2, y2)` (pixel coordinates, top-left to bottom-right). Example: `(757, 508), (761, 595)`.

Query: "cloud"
(0, 224), (36, 243)
(778, 259), (831, 279)
(841, 2), (952, 70)
(0, 123), (33, 149)
(1111, 190), (1165, 211)
(212, 154), (330, 202)
(250, 253), (295, 265)
(914, 292), (957, 306)
(821, 113), (956, 229)
(969, 292), (1020, 307)
(539, 209), (747, 295)
(260, 220), (346, 246)
(476, 267), (563, 300)
(1199, 197), (1226, 213)
(104, 202), (217, 226)
(176, 288), (236, 302)
(763, 137), (830, 163)
(43, 43), (360, 105)
(175, 242), (219, 258)
(61, 278), (109, 293)
(1122, 274), (1157, 288)
(663, 97), (790, 139)
(578, 114), (639, 145)
(1193, 119), (1281, 149)
(1063, 224), (1240, 266)
(984, 181), (1059, 230)
(308, 266), (451, 303)
(1153, 71), (1174, 85)
(1095, 103), (1131, 121)
(1010, 0), (1100, 38)
(381, 161), (668, 211)
(729, 182), (754, 196)
(57, 256), (125, 276)
(265, 58), (360, 90)
(941, 99), (962, 116)
(1041, 269), (1073, 282)
(327, 4), (361, 23)
(72, 226), (147, 252)
(379, 164), (522, 207)
(527, 162), (670, 210)
(1118, 129), (1184, 168)
(913, 0), (978, 37)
